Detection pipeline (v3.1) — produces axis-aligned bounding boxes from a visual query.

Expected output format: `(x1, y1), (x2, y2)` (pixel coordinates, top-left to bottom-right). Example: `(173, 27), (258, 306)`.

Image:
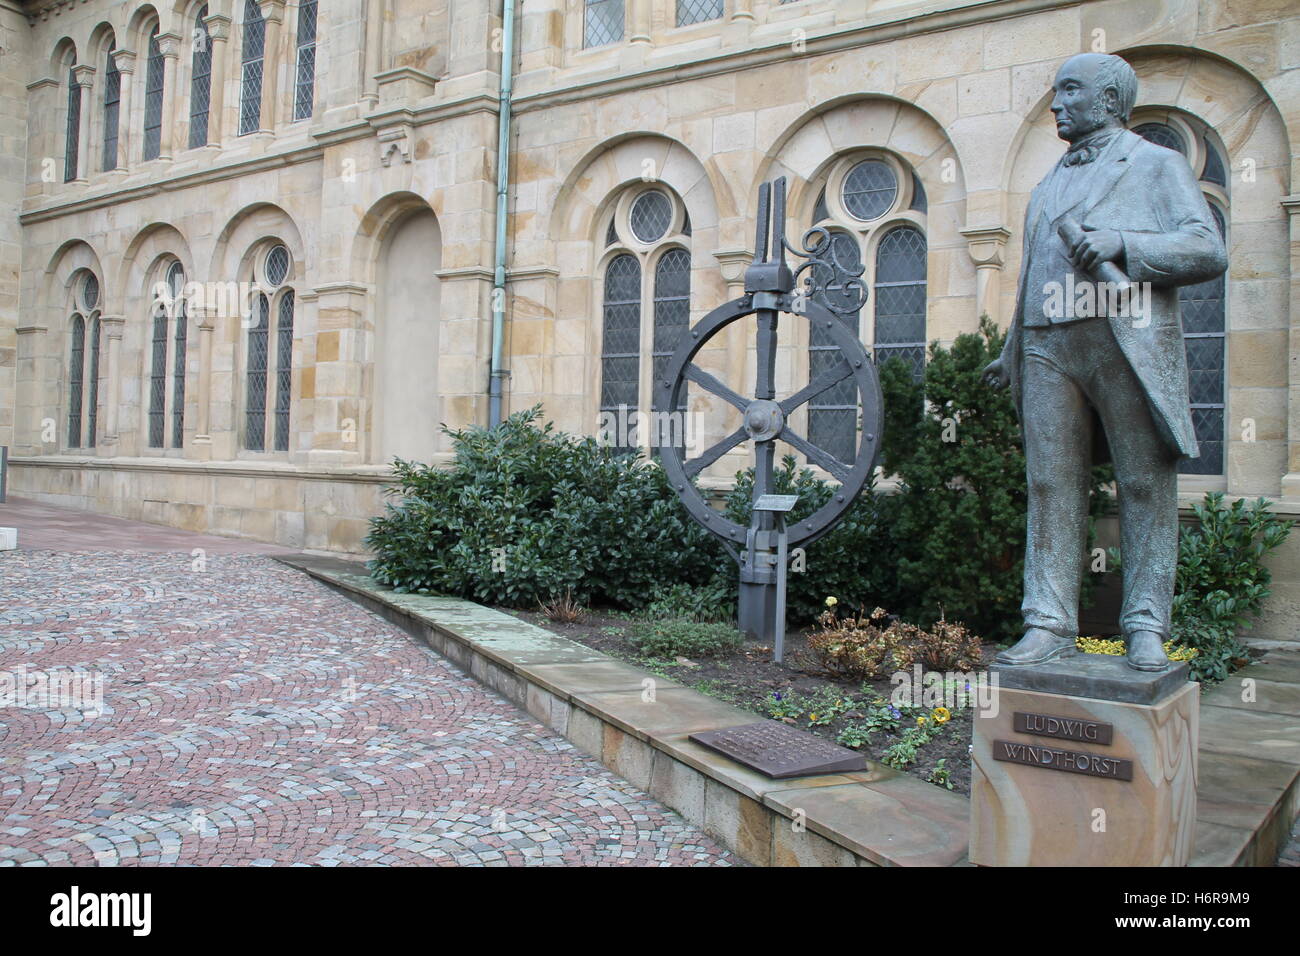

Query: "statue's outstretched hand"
(982, 357), (1010, 390)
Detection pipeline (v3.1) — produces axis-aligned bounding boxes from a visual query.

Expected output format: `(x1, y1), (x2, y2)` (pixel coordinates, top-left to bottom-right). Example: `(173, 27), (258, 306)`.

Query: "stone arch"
(44, 240), (106, 323)
(50, 36), (77, 75)
(118, 222), (197, 314)
(754, 95), (965, 232)
(548, 132), (727, 256)
(210, 202), (308, 286)
(349, 190), (437, 288)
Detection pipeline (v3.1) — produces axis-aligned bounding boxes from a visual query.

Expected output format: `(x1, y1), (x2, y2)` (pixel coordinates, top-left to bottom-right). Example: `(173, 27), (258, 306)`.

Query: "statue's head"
(1050, 53), (1137, 143)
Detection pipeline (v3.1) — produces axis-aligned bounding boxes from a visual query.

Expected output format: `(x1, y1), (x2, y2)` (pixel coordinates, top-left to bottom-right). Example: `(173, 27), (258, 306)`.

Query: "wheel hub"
(743, 400), (784, 442)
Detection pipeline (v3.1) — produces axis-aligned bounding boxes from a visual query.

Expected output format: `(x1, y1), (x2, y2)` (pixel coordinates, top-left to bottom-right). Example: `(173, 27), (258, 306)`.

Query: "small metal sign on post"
(654, 177), (885, 655)
(753, 494), (797, 661)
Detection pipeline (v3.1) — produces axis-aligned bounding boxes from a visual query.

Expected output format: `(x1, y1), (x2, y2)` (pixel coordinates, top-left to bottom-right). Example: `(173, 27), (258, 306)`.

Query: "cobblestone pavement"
(0, 550), (736, 866)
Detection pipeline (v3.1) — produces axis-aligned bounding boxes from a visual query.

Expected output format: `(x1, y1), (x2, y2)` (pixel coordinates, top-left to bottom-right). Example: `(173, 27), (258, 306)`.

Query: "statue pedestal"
(970, 656), (1198, 866)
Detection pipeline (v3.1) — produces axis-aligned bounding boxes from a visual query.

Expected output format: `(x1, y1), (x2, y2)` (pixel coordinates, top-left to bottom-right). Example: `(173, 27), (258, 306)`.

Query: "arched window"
(677, 0), (723, 27)
(584, 0), (624, 48)
(170, 262), (189, 447)
(873, 225), (928, 378)
(293, 0), (318, 121)
(87, 316), (101, 447)
(806, 154), (928, 466)
(599, 254), (641, 453)
(244, 244), (295, 452)
(148, 297), (168, 447)
(240, 0), (266, 135)
(102, 44), (120, 171)
(245, 292), (270, 450)
(67, 314), (85, 446)
(809, 231), (863, 464)
(1133, 116), (1230, 476)
(190, 6), (213, 148)
(143, 26), (164, 160)
(66, 272), (103, 448)
(653, 248), (691, 447)
(64, 61), (80, 182)
(598, 188), (693, 455)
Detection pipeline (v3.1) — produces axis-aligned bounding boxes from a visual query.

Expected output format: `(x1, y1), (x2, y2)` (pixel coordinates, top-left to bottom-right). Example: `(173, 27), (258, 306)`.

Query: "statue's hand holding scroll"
(1058, 216), (1131, 294)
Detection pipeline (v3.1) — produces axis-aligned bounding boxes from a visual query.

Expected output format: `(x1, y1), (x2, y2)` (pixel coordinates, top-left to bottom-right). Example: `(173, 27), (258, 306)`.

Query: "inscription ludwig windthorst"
(1013, 710), (1114, 745)
(993, 740), (1134, 781)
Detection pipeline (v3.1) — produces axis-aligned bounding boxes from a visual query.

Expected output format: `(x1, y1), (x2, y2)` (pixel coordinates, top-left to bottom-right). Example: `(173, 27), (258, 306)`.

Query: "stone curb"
(275, 555), (972, 867)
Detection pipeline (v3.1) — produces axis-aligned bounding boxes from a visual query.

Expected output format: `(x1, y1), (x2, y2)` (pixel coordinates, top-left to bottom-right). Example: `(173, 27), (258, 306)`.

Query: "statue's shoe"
(994, 628), (1077, 666)
(1126, 630), (1170, 671)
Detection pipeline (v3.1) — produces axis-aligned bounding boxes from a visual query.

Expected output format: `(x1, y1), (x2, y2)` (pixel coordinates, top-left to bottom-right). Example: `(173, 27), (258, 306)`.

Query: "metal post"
(774, 512), (788, 663)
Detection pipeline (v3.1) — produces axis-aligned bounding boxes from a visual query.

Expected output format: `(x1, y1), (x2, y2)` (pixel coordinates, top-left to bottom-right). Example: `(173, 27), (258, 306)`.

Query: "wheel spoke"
(685, 364), (749, 413)
(684, 426), (749, 479)
(779, 358), (853, 414)
(780, 426), (851, 483)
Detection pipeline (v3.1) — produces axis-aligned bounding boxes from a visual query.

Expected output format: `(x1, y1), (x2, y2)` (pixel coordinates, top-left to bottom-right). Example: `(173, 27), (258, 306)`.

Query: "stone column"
(362, 0), (384, 105)
(258, 0), (287, 131)
(629, 0), (650, 44)
(155, 33), (182, 160)
(192, 303), (216, 458)
(100, 316), (125, 445)
(730, 0), (755, 22)
(110, 50), (136, 170)
(1279, 195), (1300, 498)
(70, 64), (95, 182)
(309, 282), (369, 466)
(14, 324), (49, 455)
(203, 14), (232, 147)
(960, 226), (1011, 325)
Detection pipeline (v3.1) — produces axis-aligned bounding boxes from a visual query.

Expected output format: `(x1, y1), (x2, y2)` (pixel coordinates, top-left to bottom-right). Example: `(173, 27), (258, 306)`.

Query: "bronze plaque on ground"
(689, 722), (868, 779)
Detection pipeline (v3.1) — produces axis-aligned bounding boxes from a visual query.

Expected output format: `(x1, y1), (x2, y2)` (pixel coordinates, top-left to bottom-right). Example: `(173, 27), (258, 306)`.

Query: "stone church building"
(0, 0), (1297, 636)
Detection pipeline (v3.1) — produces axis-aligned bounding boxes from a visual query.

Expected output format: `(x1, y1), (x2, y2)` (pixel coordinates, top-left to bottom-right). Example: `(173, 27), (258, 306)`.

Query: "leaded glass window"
(585, 0), (624, 48)
(87, 316), (101, 448)
(630, 191), (672, 244)
(143, 27), (164, 160)
(842, 159), (897, 222)
(1133, 122), (1186, 156)
(68, 315), (85, 447)
(245, 293), (269, 450)
(294, 0), (317, 121)
(103, 46), (120, 171)
(64, 67), (80, 182)
(1201, 137), (1226, 188)
(148, 303), (168, 447)
(274, 290), (294, 451)
(599, 254), (641, 453)
(170, 262), (188, 448)
(266, 244), (290, 286)
(1179, 205), (1226, 476)
(808, 231), (862, 464)
(83, 273), (99, 310)
(677, 0), (723, 27)
(874, 226), (927, 380)
(240, 0), (266, 135)
(812, 187), (829, 224)
(190, 7), (212, 148)
(653, 248), (691, 420)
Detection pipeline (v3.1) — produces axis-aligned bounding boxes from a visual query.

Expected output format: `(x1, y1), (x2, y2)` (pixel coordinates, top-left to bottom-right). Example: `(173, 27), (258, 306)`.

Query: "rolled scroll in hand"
(1057, 216), (1132, 295)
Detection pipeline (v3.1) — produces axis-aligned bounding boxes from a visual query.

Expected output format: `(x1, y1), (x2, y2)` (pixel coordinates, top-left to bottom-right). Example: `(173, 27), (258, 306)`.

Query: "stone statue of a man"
(982, 53), (1227, 671)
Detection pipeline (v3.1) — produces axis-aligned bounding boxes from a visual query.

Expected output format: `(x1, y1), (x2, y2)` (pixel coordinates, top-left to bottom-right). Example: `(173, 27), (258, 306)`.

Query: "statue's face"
(1050, 57), (1118, 144)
